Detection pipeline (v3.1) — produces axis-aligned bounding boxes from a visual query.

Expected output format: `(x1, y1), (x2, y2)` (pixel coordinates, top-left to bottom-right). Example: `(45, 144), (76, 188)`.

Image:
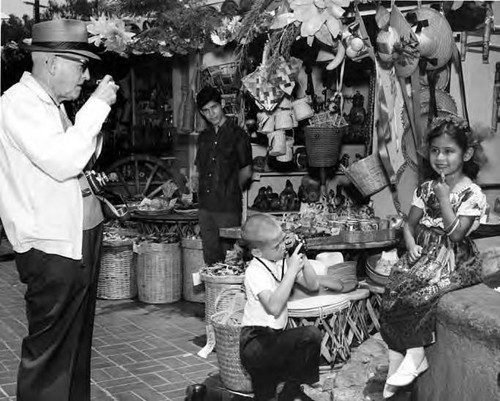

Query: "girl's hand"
(433, 173), (450, 203)
(408, 244), (423, 263)
(286, 243), (305, 276)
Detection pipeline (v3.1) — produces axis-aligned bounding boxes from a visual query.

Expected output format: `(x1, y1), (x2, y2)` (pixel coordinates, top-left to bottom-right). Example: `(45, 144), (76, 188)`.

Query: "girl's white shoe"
(383, 382), (397, 399)
(386, 356), (429, 387)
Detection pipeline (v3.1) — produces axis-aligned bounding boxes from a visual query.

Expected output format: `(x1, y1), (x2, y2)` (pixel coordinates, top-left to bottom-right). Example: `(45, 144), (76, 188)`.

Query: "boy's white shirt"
(242, 257), (289, 329)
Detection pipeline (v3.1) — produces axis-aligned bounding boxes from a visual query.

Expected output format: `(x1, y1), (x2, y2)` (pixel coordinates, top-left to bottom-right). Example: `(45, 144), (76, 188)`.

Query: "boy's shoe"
(386, 356), (429, 387)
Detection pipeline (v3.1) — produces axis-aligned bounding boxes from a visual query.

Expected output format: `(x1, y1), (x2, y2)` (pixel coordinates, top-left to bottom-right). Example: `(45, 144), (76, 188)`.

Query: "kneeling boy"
(239, 214), (322, 401)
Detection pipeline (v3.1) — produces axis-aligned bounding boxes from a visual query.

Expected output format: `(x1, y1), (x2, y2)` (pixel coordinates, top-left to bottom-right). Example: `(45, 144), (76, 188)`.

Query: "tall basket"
(210, 288), (253, 394)
(201, 273), (245, 323)
(98, 239), (137, 300)
(304, 126), (344, 167)
(342, 153), (390, 197)
(181, 238), (205, 303)
(136, 242), (182, 304)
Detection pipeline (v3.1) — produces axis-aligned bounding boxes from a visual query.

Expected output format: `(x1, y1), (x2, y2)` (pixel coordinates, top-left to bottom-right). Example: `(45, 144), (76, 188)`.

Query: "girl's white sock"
(387, 349), (405, 377)
(399, 347), (425, 372)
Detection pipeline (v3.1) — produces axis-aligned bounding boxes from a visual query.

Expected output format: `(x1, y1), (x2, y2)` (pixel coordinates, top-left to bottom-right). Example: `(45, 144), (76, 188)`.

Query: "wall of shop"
(190, 5), (500, 236)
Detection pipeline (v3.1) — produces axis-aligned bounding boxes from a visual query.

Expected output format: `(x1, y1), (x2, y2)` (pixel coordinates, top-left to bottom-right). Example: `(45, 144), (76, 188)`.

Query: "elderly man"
(0, 19), (118, 401)
(195, 86), (253, 265)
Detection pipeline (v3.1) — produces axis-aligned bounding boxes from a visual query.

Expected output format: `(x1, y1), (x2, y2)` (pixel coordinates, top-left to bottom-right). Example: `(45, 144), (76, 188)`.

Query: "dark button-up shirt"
(195, 118), (252, 213)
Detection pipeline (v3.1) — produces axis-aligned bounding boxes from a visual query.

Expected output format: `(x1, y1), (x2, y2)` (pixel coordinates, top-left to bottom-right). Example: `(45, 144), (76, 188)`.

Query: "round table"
(130, 211), (199, 237)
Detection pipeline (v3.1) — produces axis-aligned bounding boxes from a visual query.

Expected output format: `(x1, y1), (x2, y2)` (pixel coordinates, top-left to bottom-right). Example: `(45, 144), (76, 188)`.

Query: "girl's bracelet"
(444, 217), (460, 236)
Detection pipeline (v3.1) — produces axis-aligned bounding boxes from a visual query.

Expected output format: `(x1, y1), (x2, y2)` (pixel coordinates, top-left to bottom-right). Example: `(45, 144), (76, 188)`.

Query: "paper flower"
(273, 0), (350, 46)
(210, 16), (242, 46)
(87, 16), (135, 56)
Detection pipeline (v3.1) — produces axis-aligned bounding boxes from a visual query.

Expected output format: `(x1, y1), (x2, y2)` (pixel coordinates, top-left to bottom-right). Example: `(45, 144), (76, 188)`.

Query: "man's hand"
(92, 75), (119, 106)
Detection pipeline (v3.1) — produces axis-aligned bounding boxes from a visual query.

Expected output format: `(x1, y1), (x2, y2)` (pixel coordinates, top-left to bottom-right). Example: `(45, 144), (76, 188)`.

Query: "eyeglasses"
(56, 54), (89, 73)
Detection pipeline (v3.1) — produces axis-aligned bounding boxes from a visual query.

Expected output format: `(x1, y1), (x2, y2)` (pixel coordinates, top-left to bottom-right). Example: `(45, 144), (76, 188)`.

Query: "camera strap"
(255, 257), (284, 283)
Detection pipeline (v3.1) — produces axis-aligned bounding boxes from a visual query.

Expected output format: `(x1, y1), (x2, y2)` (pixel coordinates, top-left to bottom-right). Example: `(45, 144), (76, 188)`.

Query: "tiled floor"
(0, 242), (243, 401)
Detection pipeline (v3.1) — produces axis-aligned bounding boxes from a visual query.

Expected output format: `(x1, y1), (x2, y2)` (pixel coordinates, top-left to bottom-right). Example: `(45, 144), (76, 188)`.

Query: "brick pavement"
(0, 242), (248, 401)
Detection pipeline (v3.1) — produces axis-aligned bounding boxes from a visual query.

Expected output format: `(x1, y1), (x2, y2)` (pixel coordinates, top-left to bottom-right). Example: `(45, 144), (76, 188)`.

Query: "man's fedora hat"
(23, 19), (101, 60)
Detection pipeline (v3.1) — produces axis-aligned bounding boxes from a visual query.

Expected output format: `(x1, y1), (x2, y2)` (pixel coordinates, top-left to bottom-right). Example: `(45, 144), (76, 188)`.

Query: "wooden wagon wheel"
(104, 154), (180, 200)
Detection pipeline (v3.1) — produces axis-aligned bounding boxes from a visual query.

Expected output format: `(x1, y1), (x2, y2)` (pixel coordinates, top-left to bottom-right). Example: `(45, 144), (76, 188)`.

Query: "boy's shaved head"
(241, 214), (282, 250)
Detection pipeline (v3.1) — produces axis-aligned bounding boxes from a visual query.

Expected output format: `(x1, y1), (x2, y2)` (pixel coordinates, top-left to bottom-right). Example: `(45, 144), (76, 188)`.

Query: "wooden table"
(219, 226), (399, 250)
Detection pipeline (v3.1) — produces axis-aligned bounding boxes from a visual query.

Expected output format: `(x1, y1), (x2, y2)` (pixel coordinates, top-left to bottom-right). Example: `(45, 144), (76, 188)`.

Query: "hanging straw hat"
(389, 6), (420, 78)
(405, 7), (454, 71)
(401, 88), (457, 169)
(23, 19), (100, 60)
(420, 64), (450, 90)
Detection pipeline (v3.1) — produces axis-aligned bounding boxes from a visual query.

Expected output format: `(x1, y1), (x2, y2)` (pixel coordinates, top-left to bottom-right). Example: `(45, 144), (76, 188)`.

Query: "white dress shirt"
(0, 72), (110, 260)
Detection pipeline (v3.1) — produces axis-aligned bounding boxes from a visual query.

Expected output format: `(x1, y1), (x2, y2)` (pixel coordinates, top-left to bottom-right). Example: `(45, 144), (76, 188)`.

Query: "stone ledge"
(437, 284), (500, 350)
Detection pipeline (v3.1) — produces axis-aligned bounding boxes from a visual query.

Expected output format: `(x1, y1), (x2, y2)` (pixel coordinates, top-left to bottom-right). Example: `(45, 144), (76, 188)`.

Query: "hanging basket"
(202, 62), (240, 93)
(342, 153), (390, 197)
(304, 126), (344, 168)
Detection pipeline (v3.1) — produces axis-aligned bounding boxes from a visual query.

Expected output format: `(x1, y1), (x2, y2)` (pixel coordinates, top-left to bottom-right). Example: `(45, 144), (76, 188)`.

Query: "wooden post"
(131, 67), (136, 149)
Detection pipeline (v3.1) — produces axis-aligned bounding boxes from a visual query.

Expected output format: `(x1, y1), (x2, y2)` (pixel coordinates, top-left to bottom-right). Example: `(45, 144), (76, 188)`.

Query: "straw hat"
(405, 7), (454, 71)
(401, 88), (457, 169)
(420, 65), (450, 90)
(389, 6), (420, 78)
(23, 19), (100, 60)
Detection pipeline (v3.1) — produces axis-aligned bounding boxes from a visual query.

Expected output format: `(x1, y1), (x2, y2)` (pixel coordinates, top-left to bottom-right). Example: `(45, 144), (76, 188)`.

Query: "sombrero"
(401, 88), (458, 169)
(23, 19), (101, 60)
(390, 5), (420, 78)
(405, 7), (454, 71)
(420, 64), (450, 90)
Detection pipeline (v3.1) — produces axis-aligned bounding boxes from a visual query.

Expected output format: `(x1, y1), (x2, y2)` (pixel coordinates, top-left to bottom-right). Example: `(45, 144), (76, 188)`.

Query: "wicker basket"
(304, 126), (344, 167)
(343, 153), (390, 197)
(136, 242), (182, 304)
(201, 273), (245, 323)
(210, 288), (253, 393)
(181, 238), (205, 303)
(98, 239), (137, 300)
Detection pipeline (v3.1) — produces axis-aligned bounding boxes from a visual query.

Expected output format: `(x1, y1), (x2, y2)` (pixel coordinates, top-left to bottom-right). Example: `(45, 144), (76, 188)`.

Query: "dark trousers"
(198, 209), (241, 265)
(240, 325), (322, 401)
(15, 224), (103, 401)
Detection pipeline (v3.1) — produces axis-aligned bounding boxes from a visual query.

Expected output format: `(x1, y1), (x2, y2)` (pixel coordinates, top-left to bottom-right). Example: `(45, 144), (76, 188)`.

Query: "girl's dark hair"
(423, 115), (482, 180)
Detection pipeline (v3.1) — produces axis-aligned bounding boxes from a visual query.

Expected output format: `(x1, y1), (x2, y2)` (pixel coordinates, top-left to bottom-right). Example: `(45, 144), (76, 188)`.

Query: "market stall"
(13, 0), (496, 395)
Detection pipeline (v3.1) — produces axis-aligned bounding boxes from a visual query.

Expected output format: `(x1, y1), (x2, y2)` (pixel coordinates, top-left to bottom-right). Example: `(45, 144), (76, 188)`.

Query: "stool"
(359, 279), (385, 333)
(344, 288), (371, 346)
(287, 294), (351, 366)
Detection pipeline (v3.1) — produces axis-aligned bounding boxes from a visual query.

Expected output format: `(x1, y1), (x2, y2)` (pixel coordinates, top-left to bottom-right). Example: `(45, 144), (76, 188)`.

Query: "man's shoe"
(386, 357), (429, 387)
(185, 384), (206, 401)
